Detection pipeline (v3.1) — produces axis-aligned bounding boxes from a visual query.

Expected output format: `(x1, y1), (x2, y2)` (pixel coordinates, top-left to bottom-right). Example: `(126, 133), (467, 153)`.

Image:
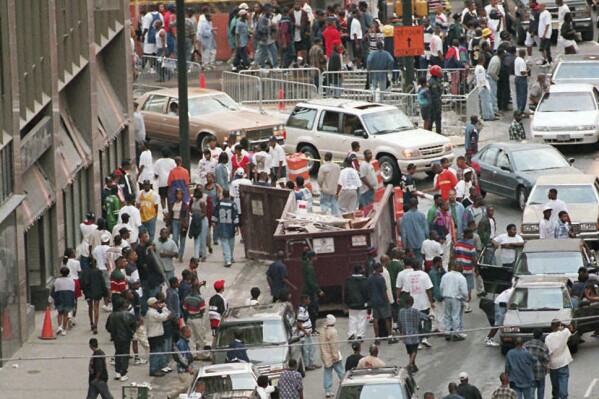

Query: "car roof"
(199, 363), (255, 375)
(484, 142), (556, 152)
(342, 367), (409, 384)
(296, 99), (393, 111)
(523, 239), (585, 253)
(534, 173), (596, 185)
(144, 87), (223, 98)
(204, 391), (256, 399)
(548, 84), (596, 93)
(555, 54), (599, 63)
(222, 303), (288, 322)
(514, 275), (570, 287)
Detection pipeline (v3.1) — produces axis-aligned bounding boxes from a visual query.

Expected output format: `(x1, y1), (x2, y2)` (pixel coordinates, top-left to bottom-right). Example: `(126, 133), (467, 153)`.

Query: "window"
(342, 113), (365, 135)
(538, 92), (597, 112)
(287, 107), (317, 130)
(142, 95), (167, 113)
(528, 185), (598, 205)
(480, 147), (499, 165)
(0, 140), (13, 205)
(318, 111), (341, 133)
(496, 151), (511, 169)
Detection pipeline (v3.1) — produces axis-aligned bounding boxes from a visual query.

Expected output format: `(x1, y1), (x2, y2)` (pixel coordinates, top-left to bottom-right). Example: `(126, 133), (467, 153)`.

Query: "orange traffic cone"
(2, 309), (11, 339)
(199, 72), (206, 88)
(277, 89), (285, 110)
(39, 306), (56, 340)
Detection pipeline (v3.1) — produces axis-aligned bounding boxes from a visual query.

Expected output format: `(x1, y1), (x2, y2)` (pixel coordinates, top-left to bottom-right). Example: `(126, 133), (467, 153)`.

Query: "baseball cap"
(366, 246), (377, 255)
(100, 233), (111, 243)
(190, 257), (200, 263)
(214, 280), (225, 291)
(459, 372), (469, 380)
(351, 341), (361, 350)
(268, 135), (278, 142)
(482, 28), (492, 37)
(238, 9), (247, 16)
(147, 297), (158, 306)
(543, 204), (553, 212)
(239, 2), (249, 9)
(143, 179), (152, 185)
(235, 167), (245, 176)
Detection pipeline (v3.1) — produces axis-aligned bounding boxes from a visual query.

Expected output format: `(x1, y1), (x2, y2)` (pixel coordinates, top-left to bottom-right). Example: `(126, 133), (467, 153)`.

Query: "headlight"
(576, 125), (596, 131)
(503, 326), (520, 333)
(521, 224), (539, 233)
(273, 124), (285, 133)
(444, 143), (453, 152)
(402, 148), (421, 158)
(230, 130), (242, 136)
(581, 223), (596, 231)
(533, 126), (550, 132)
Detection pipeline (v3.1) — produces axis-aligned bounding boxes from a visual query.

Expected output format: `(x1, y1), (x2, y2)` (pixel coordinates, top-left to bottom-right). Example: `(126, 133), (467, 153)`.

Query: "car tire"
(568, 336), (579, 354)
(517, 186), (527, 211)
(197, 132), (215, 152)
(298, 145), (320, 175)
(581, 27), (594, 42)
(378, 155), (400, 185)
(501, 345), (510, 356)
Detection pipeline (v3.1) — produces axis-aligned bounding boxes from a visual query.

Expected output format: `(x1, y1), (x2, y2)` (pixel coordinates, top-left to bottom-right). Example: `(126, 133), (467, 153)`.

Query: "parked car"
(549, 54), (599, 87)
(336, 366), (418, 399)
(495, 276), (599, 355)
(284, 99), (454, 184)
(179, 363), (262, 399)
(213, 304), (304, 381)
(521, 174), (599, 243)
(137, 88), (286, 150)
(472, 142), (580, 210)
(530, 84), (599, 146)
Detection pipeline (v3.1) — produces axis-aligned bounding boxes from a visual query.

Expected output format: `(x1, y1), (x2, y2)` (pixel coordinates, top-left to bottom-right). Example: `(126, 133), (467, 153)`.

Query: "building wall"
(0, 0), (133, 363)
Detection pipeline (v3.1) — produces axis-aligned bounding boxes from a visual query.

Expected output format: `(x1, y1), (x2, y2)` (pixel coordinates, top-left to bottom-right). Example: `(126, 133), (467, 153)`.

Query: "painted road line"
(584, 377), (597, 398)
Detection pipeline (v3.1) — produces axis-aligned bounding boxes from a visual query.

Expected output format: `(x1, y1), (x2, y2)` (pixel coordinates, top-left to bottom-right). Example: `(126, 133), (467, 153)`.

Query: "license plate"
(556, 134), (570, 141)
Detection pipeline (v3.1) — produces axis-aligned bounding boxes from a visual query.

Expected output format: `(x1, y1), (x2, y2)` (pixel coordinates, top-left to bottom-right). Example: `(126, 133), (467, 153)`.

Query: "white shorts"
(525, 32), (540, 47)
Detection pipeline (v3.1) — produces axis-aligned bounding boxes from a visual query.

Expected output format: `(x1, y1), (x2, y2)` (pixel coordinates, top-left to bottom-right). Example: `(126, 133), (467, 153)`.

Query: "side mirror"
(568, 158), (575, 164)
(354, 129), (367, 139)
(289, 336), (301, 344)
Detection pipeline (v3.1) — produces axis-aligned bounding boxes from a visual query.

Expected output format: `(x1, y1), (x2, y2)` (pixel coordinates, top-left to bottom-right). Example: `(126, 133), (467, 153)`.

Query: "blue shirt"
(505, 347), (537, 388)
(367, 50), (395, 81)
(266, 260), (288, 298)
(174, 337), (193, 372)
(367, 273), (387, 307)
(235, 19), (250, 47)
(554, 221), (570, 239)
(212, 199), (239, 239)
(215, 164), (230, 191)
(464, 123), (479, 152)
(401, 209), (429, 250)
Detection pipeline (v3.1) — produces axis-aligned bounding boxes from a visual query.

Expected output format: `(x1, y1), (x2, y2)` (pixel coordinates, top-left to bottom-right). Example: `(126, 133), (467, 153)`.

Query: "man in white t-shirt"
(475, 55), (494, 121)
(556, 0), (570, 45)
(421, 231), (444, 271)
(153, 149), (177, 209)
(197, 149), (217, 186)
(545, 188), (568, 224)
(208, 137), (223, 160)
(492, 224), (524, 265)
(537, 3), (553, 66)
(402, 261), (434, 348)
(269, 136), (287, 186)
(337, 158), (362, 213)
(546, 320), (573, 399)
(118, 195), (142, 246)
(358, 150), (378, 208)
(429, 25), (444, 66)
(141, 5), (164, 56)
(485, 0), (506, 50)
(252, 142), (272, 177)
(350, 10), (363, 68)
(514, 48), (529, 114)
(137, 142), (154, 189)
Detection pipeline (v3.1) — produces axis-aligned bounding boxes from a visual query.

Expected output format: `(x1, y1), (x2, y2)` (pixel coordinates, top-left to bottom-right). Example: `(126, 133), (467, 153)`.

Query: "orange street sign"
(393, 26), (425, 57)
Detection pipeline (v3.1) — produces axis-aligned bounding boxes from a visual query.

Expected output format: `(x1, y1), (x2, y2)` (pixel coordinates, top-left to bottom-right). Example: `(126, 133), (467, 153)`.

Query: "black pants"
(497, 74), (511, 111)
(114, 340), (131, 376)
(308, 293), (319, 330)
(540, 38), (552, 62)
(429, 108), (442, 134)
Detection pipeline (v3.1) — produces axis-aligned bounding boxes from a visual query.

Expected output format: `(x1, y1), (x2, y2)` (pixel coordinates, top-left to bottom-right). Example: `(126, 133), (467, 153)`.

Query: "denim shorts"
(494, 303), (507, 327)
(464, 273), (474, 290)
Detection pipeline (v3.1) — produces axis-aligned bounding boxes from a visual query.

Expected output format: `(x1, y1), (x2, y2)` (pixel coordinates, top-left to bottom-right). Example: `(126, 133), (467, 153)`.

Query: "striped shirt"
(182, 293), (206, 319)
(110, 269), (127, 293)
(297, 305), (312, 336)
(454, 239), (477, 273)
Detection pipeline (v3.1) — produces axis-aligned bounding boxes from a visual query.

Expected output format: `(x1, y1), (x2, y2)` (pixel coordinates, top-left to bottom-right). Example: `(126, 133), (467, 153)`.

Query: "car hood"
(503, 308), (572, 327)
(191, 110), (280, 130)
(532, 111), (598, 128)
(518, 167), (581, 181)
(372, 127), (450, 148)
(523, 203), (599, 224)
(247, 345), (288, 364)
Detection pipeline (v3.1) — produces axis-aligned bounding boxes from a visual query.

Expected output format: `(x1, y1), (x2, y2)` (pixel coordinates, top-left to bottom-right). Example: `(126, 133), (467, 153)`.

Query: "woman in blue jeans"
(189, 188), (209, 261)
(166, 189), (190, 263)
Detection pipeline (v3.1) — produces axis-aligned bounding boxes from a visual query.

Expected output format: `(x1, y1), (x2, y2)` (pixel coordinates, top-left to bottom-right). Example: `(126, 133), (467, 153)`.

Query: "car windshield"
(511, 148), (570, 171)
(188, 94), (240, 116)
(216, 320), (287, 348)
(338, 383), (406, 399)
(528, 185), (598, 204)
(195, 373), (257, 394)
(508, 287), (571, 310)
(361, 109), (415, 135)
(516, 252), (584, 275)
(537, 92), (596, 112)
(553, 63), (599, 81)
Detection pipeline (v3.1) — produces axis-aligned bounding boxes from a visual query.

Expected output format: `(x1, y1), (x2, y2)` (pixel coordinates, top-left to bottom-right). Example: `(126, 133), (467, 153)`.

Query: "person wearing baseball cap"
(208, 280), (227, 348)
(320, 314), (344, 397)
(344, 341), (364, 372)
(146, 296), (171, 376)
(457, 371), (483, 398)
(539, 204), (555, 239)
(269, 135), (287, 186)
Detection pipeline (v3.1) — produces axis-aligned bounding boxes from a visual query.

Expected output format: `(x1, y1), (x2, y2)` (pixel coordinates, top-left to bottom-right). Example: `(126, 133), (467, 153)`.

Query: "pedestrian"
(63, 248), (82, 325)
(294, 176), (313, 212)
(278, 359), (304, 399)
(429, 25), (444, 67)
(429, 256), (445, 332)
(104, 186), (122, 232)
(182, 281), (210, 359)
(136, 179), (160, 242)
(454, 228), (477, 313)
(537, 2), (552, 66)
(211, 190), (239, 267)
(464, 116), (479, 154)
(546, 319), (573, 399)
(153, 149), (176, 210)
(146, 297), (171, 377)
(109, 256), (128, 305)
(269, 136), (287, 186)
(443, 382), (465, 399)
(117, 199), (141, 247)
(208, 280), (227, 348)
(484, 287), (512, 347)
(79, 212), (98, 271)
(297, 294), (321, 371)
(344, 265), (369, 341)
(358, 149), (378, 208)
(245, 287), (261, 306)
(524, 328), (550, 399)
(448, 190), (466, 242)
(317, 152), (341, 215)
(337, 157), (361, 213)
(301, 250), (323, 330)
(428, 65), (443, 133)
(368, 262), (393, 344)
(491, 373), (517, 399)
(320, 314), (344, 397)
(545, 188), (568, 223)
(417, 77), (431, 130)
(366, 41), (394, 99)
(433, 162), (458, 201)
(197, 150), (217, 188)
(478, 205), (496, 247)
(356, 343), (386, 368)
(199, 13), (217, 69)
(514, 48), (529, 114)
(137, 141), (154, 191)
(539, 205), (556, 239)
(395, 257), (414, 312)
(155, 227), (178, 283)
(398, 294), (432, 374)
(345, 341), (364, 372)
(115, 159), (135, 199)
(327, 40), (343, 98)
(166, 188), (190, 263)
(401, 198), (429, 267)
(254, 4), (277, 68)
(105, 298), (137, 382)
(51, 266), (76, 336)
(167, 156), (191, 204)
(402, 261), (434, 348)
(166, 326), (195, 399)
(266, 251), (297, 303)
(440, 261), (468, 341)
(87, 338), (114, 399)
(487, 49), (502, 116)
(188, 188), (209, 261)
(457, 372), (483, 399)
(80, 257), (107, 335)
(505, 337), (537, 398)
(492, 224), (524, 266)
(529, 74), (548, 111)
(475, 55), (495, 121)
(225, 330), (250, 363)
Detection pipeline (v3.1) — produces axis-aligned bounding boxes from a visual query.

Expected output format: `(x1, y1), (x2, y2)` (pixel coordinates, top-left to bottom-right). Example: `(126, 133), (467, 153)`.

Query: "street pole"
(176, 0), (191, 170)
(402, 0), (414, 93)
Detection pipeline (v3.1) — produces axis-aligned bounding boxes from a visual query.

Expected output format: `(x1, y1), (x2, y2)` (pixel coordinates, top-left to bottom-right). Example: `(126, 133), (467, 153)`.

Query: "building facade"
(0, 0), (134, 362)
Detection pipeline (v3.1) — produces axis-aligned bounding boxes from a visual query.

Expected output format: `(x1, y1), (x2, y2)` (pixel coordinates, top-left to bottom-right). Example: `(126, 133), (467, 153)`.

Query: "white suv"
(284, 99), (454, 184)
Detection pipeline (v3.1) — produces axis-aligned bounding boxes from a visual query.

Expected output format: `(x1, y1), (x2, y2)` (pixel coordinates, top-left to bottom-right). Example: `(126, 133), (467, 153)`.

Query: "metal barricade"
(221, 71), (263, 111)
(319, 70), (404, 96)
(240, 67), (320, 86)
(134, 55), (202, 87)
(415, 68), (474, 95)
(259, 77), (318, 109)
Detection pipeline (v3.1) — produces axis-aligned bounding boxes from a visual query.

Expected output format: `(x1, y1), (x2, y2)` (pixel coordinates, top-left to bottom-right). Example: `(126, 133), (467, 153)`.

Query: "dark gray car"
(472, 142), (580, 210)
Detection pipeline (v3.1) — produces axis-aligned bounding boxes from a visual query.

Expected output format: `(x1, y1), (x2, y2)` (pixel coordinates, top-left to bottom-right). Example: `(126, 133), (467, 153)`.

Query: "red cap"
(214, 280), (225, 291)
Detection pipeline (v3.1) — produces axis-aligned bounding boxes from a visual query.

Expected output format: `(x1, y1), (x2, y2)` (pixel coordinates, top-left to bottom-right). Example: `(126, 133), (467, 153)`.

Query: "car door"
(139, 94), (168, 139)
(341, 112), (368, 150)
(494, 150), (516, 197)
(573, 289), (599, 335)
(478, 146), (500, 195)
(316, 110), (345, 160)
(162, 97), (181, 141)
(477, 244), (514, 294)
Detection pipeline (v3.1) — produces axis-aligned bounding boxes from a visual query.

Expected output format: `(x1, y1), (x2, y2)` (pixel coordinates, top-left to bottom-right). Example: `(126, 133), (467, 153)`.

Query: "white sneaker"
(421, 338), (433, 348)
(134, 357), (148, 365)
(56, 327), (63, 335)
(102, 304), (112, 312)
(485, 337), (500, 347)
(120, 375), (129, 382)
(464, 305), (472, 313)
(114, 372), (121, 380)
(459, 333), (468, 338)
(61, 329), (66, 336)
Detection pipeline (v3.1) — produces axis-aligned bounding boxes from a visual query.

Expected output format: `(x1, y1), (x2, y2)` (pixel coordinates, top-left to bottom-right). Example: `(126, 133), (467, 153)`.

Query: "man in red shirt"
(322, 18), (341, 58)
(433, 161), (458, 201)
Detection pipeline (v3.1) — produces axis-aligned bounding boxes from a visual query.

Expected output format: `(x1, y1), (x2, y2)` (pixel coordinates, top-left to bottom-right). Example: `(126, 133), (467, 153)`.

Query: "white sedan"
(531, 84), (599, 145)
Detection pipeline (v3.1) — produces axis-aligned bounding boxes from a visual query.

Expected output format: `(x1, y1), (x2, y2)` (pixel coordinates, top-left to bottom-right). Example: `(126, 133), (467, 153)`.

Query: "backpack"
(147, 12), (161, 44)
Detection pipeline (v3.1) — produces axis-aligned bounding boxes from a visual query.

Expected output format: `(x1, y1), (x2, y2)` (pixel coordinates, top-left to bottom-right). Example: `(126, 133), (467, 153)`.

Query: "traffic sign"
(393, 26), (425, 57)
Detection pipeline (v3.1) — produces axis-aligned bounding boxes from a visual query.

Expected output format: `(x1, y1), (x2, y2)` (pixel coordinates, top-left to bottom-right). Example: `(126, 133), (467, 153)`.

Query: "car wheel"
(581, 27), (594, 42)
(500, 345), (509, 356)
(197, 132), (215, 152)
(425, 171), (436, 178)
(298, 145), (320, 175)
(378, 155), (400, 185)
(517, 186), (527, 211)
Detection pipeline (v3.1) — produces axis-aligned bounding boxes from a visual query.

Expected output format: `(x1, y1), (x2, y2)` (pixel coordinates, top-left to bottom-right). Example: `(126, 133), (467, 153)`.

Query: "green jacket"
(104, 195), (121, 231)
(387, 260), (404, 298)
(302, 260), (319, 295)
(429, 267), (446, 302)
